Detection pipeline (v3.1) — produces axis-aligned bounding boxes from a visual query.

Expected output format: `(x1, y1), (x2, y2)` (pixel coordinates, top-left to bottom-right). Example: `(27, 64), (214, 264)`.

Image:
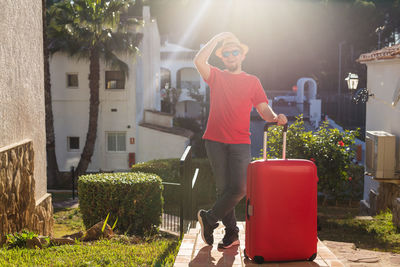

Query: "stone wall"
(0, 141), (53, 244)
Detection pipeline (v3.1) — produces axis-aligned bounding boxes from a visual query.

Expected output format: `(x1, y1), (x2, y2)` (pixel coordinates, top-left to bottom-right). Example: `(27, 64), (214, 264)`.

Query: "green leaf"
(112, 217), (118, 231)
(102, 213), (110, 233)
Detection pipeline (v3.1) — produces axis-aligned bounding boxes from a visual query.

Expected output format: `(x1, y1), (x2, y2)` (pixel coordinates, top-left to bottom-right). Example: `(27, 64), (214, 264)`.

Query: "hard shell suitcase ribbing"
(245, 123), (318, 263)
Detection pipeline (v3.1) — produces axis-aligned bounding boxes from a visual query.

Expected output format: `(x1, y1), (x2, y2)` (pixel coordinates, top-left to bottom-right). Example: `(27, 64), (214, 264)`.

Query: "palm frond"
(103, 31), (141, 55)
(47, 0), (140, 69)
(102, 51), (130, 78)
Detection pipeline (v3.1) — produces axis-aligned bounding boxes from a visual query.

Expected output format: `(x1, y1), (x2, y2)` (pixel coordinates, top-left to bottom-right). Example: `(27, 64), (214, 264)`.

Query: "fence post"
(180, 146), (192, 236)
(179, 176), (184, 238)
(191, 168), (199, 228)
(181, 146), (192, 229)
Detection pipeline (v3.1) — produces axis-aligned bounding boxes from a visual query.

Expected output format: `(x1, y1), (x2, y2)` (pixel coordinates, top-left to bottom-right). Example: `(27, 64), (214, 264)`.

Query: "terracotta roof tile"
(358, 44), (400, 62)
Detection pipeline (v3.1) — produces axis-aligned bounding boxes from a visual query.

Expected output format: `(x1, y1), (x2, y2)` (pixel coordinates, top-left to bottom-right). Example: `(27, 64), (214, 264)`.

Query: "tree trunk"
(43, 0), (60, 188)
(76, 48), (100, 177)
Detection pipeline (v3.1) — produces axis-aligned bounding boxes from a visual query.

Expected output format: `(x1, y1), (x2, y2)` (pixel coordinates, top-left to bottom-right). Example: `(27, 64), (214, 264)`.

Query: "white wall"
(51, 53), (137, 172)
(137, 6), (161, 115)
(365, 59), (400, 171)
(179, 67), (200, 85)
(0, 0), (47, 200)
(176, 101), (202, 118)
(137, 126), (190, 163)
(144, 110), (173, 128)
(135, 7), (161, 125)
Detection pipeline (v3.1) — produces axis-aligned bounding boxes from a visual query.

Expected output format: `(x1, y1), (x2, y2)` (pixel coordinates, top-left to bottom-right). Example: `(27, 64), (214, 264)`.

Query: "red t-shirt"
(203, 66), (268, 144)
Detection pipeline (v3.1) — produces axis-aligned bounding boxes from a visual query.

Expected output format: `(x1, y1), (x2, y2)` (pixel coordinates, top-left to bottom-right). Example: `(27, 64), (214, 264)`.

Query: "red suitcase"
(245, 123), (318, 263)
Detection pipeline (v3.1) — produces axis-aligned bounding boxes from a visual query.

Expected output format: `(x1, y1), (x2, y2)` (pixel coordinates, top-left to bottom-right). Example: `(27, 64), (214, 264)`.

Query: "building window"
(66, 73), (79, 88)
(67, 136), (80, 151)
(107, 132), (126, 152)
(105, 71), (125, 89)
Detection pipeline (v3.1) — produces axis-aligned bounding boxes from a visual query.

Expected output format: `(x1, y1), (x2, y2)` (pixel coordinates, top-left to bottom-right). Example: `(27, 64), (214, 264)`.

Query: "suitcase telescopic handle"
(263, 122), (288, 160)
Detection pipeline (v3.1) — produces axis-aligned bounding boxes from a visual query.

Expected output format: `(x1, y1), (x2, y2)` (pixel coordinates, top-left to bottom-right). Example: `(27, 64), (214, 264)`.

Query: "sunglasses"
(222, 50), (241, 58)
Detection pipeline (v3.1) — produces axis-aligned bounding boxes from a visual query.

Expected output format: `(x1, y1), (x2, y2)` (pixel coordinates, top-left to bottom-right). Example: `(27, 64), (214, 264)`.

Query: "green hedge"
(78, 172), (163, 235)
(131, 158), (215, 207)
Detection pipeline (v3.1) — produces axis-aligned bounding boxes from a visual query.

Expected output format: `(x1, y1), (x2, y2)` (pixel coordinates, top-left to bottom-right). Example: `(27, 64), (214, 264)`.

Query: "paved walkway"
(174, 222), (344, 267)
(323, 240), (400, 267)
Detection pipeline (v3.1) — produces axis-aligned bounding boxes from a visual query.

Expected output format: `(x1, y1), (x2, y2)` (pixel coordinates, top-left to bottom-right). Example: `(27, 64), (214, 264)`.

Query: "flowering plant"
(260, 115), (363, 204)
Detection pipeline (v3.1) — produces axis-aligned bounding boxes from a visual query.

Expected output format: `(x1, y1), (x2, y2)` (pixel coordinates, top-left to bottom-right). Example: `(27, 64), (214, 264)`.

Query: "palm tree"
(43, 0), (60, 188)
(47, 0), (142, 176)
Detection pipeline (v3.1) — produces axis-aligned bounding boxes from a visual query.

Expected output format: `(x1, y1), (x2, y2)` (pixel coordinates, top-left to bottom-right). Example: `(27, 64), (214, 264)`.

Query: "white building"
(50, 7), (191, 173)
(160, 41), (206, 119)
(357, 44), (400, 218)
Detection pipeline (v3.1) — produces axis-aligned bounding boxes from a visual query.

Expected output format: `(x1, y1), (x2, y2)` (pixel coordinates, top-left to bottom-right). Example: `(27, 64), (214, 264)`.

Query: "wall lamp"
(345, 73), (374, 104)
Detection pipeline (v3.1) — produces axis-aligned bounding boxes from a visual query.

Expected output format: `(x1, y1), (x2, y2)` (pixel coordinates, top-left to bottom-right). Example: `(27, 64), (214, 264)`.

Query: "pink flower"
(338, 141), (344, 147)
(348, 177), (352, 181)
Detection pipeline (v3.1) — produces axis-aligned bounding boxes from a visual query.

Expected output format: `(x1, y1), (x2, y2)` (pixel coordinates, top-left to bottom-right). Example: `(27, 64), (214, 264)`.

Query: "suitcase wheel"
(254, 256), (264, 264)
(308, 253), (317, 261)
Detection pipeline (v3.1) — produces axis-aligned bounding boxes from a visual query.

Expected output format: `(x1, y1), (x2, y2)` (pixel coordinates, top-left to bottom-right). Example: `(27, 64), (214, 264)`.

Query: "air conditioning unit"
(365, 131), (396, 179)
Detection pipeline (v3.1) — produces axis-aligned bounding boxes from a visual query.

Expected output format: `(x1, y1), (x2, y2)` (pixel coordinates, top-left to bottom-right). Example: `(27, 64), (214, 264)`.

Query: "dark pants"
(205, 140), (251, 232)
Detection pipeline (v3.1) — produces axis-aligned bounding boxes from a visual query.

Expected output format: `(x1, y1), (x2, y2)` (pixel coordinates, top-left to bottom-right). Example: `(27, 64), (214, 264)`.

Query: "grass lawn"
(0, 237), (180, 266)
(318, 205), (400, 253)
(0, 194), (181, 267)
(53, 208), (85, 237)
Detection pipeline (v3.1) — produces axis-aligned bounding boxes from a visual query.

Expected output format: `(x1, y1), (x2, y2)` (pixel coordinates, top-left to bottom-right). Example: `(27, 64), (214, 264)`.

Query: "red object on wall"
(130, 138), (135, 144)
(129, 153), (135, 167)
(356, 144), (362, 162)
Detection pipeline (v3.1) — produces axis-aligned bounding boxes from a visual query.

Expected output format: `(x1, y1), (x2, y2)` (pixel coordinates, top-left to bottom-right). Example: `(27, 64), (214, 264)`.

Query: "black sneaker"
(197, 210), (218, 246)
(218, 228), (240, 249)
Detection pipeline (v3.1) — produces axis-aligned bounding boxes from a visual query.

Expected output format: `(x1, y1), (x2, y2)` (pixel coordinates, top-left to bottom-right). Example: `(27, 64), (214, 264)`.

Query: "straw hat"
(215, 37), (249, 58)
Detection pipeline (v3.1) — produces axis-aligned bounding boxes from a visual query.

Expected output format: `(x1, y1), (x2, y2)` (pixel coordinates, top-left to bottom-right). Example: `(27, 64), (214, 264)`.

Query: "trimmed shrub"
(131, 158), (215, 207)
(78, 172), (163, 235)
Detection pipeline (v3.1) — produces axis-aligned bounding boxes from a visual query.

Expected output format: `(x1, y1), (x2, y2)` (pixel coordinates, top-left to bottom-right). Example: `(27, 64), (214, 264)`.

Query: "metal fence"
(161, 146), (199, 238)
(321, 93), (366, 140)
(161, 181), (182, 235)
